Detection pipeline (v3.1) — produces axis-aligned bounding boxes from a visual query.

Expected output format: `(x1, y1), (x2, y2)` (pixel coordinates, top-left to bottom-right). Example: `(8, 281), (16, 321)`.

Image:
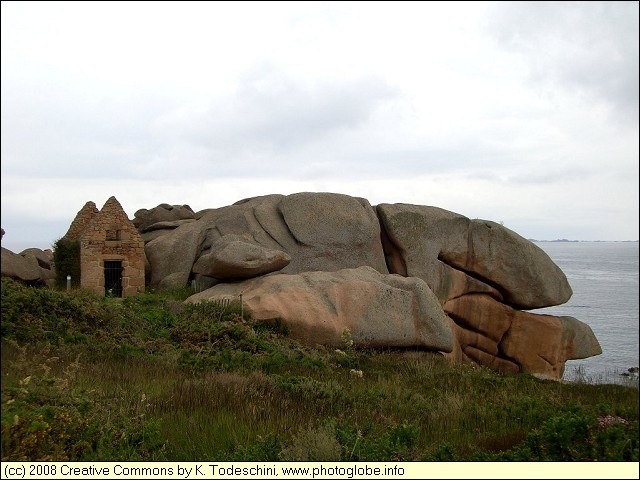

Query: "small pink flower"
(597, 415), (629, 429)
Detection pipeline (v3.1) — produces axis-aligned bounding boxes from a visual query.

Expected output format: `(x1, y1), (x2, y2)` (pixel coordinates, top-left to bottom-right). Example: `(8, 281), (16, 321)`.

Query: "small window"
(106, 229), (121, 241)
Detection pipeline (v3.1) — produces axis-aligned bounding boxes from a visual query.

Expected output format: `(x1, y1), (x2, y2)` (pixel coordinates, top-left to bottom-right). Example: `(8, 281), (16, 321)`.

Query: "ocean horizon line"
(530, 239), (639, 243)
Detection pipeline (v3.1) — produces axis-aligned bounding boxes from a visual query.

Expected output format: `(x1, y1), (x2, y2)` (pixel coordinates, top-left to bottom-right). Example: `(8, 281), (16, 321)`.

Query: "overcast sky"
(1, 1), (638, 252)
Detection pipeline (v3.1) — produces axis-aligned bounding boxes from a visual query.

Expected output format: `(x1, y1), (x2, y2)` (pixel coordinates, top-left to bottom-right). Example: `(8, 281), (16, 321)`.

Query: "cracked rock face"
(443, 294), (602, 379)
(138, 192), (601, 380)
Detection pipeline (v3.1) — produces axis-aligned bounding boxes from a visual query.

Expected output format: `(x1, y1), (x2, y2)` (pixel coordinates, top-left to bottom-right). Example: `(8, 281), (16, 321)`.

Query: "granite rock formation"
(163, 192), (600, 380)
(1, 245), (56, 287)
(1, 192), (602, 380)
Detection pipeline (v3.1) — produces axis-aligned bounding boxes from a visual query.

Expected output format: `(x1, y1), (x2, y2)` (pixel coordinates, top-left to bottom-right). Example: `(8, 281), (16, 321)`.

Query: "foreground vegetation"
(1, 277), (638, 462)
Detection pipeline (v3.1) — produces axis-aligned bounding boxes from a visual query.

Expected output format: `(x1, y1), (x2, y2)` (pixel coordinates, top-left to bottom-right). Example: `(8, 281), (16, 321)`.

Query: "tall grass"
(1, 277), (638, 461)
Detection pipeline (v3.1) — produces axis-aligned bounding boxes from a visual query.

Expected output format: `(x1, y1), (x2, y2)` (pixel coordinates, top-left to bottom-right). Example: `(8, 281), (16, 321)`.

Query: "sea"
(532, 241), (639, 387)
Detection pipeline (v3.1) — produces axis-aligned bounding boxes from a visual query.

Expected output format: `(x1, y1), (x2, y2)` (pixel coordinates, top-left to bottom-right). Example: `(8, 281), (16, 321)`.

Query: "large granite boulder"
(376, 203), (596, 380)
(133, 204), (196, 243)
(144, 192), (388, 288)
(1, 246), (56, 286)
(1, 247), (41, 282)
(145, 219), (202, 289)
(20, 248), (54, 270)
(377, 203), (572, 309)
(185, 266), (453, 351)
(443, 294), (601, 379)
(139, 219), (197, 244)
(192, 235), (291, 279)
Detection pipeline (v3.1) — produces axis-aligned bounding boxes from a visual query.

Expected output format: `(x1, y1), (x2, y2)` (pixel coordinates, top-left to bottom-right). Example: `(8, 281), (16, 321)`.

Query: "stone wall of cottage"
(63, 201), (99, 241)
(79, 197), (145, 297)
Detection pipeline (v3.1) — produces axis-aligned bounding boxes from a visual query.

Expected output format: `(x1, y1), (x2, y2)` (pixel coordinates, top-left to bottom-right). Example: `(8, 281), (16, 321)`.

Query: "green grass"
(1, 277), (638, 461)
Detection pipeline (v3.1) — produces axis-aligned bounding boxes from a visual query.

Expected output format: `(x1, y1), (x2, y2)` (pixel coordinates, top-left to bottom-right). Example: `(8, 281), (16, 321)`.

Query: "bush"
(52, 238), (80, 289)
(279, 423), (342, 461)
(474, 406), (639, 461)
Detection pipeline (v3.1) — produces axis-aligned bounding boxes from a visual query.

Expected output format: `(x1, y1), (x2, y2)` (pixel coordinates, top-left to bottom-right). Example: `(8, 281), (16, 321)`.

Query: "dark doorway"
(104, 261), (123, 297)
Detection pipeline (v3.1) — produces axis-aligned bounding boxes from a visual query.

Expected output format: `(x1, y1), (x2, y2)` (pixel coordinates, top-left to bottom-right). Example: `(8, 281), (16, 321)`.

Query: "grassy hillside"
(1, 277), (637, 461)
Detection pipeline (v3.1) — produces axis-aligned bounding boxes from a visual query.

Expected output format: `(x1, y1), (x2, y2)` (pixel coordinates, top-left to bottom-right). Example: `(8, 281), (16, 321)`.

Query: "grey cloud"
(150, 67), (399, 176)
(0, 75), (168, 179)
(2, 64), (401, 182)
(486, 1), (639, 125)
(288, 136), (539, 182)
(505, 166), (591, 186)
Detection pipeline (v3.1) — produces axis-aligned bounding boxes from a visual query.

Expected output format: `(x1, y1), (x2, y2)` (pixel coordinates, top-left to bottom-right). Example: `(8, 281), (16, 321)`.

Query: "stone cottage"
(64, 196), (145, 297)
